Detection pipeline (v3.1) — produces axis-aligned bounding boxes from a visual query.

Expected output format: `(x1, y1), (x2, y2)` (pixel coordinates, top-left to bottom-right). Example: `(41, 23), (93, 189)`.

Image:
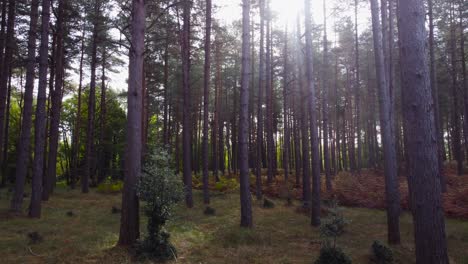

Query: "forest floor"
(0, 175), (468, 263)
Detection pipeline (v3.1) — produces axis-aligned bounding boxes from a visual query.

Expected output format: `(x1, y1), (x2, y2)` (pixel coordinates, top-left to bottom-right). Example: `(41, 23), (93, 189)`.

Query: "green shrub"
(320, 200), (348, 246)
(263, 198), (275, 208)
(96, 180), (123, 194)
(135, 148), (183, 261)
(371, 240), (394, 263)
(314, 245), (352, 264)
(203, 207), (216, 216)
(214, 176), (239, 192)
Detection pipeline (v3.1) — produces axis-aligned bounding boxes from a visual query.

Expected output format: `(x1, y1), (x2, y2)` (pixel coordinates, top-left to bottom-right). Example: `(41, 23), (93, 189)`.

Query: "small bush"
(111, 206), (121, 214)
(27, 232), (43, 244)
(214, 177), (239, 192)
(204, 207), (216, 216)
(371, 241), (394, 263)
(66, 211), (75, 217)
(263, 198), (275, 208)
(135, 148), (183, 261)
(314, 245), (352, 264)
(320, 200), (348, 240)
(97, 180), (123, 194)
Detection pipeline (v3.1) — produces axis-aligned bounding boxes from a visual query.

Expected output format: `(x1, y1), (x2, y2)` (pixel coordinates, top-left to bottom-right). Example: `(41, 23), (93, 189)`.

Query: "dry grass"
(0, 186), (467, 263)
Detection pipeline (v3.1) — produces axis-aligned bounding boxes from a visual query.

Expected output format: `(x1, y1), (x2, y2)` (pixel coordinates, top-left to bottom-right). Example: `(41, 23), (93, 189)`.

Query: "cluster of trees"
(0, 0), (465, 263)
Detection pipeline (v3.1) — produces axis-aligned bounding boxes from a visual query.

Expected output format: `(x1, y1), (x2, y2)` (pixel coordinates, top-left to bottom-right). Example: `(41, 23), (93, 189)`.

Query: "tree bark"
(181, 0), (193, 208)
(304, 0), (321, 227)
(10, 0), (39, 214)
(239, 0), (253, 228)
(397, 0), (449, 262)
(323, 0), (331, 191)
(202, 0), (212, 204)
(118, 0), (145, 246)
(370, 0), (401, 244)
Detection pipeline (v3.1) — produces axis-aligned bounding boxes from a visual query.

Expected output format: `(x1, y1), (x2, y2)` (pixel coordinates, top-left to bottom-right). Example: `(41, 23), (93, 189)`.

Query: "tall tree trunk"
(322, 0), (331, 191)
(239, 0), (253, 228)
(265, 0), (274, 184)
(118, 0), (145, 246)
(0, 0), (16, 179)
(449, 3), (463, 175)
(282, 26), (290, 196)
(35, 0), (51, 202)
(428, 0), (446, 191)
(98, 48), (108, 183)
(181, 0), (193, 208)
(45, 0), (66, 199)
(10, 0), (39, 214)
(202, 0), (211, 205)
(354, 0), (362, 171)
(71, 26), (85, 189)
(397, 0), (449, 262)
(304, 0), (321, 226)
(83, 0), (100, 192)
(256, 0), (265, 200)
(297, 16), (311, 209)
(370, 0), (401, 244)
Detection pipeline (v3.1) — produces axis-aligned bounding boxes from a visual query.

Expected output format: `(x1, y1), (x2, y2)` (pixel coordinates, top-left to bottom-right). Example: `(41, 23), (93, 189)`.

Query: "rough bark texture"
(33, 0), (51, 203)
(202, 0), (212, 205)
(304, 0), (321, 227)
(397, 0), (449, 262)
(182, 0), (193, 208)
(370, 0), (401, 244)
(322, 0), (331, 191)
(118, 0), (145, 246)
(10, 0), (39, 214)
(46, 0), (66, 199)
(265, 0), (274, 185)
(256, 0), (265, 200)
(0, 0), (16, 179)
(239, 0), (253, 228)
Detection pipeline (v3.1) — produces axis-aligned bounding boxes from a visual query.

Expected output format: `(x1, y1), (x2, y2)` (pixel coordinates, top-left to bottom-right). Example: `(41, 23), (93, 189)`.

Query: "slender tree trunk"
(181, 0), (193, 208)
(35, 0), (51, 202)
(449, 3), (463, 175)
(283, 26), (290, 196)
(0, 0), (16, 178)
(265, 0), (274, 184)
(322, 0), (331, 191)
(354, 0), (362, 171)
(239, 0), (253, 228)
(370, 0), (401, 244)
(297, 16), (311, 209)
(118, 0), (145, 246)
(255, 0), (265, 200)
(202, 0), (212, 205)
(45, 0), (66, 198)
(71, 26), (85, 189)
(10, 0), (40, 214)
(83, 0), (100, 192)
(397, 0), (449, 262)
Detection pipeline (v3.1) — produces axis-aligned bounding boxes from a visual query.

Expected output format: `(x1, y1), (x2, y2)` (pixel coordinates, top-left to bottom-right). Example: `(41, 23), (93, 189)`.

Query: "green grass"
(0, 187), (467, 263)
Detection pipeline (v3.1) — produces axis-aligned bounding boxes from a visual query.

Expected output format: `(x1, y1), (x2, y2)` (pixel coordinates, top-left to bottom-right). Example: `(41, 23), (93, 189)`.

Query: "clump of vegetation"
(214, 176), (239, 192)
(315, 200), (351, 264)
(135, 148), (183, 261)
(27, 232), (43, 244)
(66, 211), (74, 217)
(111, 206), (121, 214)
(263, 198), (275, 208)
(371, 240), (394, 263)
(204, 207), (216, 216)
(97, 180), (124, 194)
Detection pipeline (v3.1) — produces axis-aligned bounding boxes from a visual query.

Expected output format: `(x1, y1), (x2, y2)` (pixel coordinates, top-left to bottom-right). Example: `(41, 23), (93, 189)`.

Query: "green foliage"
(371, 241), (394, 264)
(135, 148), (183, 261)
(320, 200), (348, 242)
(96, 180), (123, 194)
(314, 245), (352, 264)
(203, 207), (216, 216)
(263, 198), (275, 209)
(214, 176), (239, 192)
